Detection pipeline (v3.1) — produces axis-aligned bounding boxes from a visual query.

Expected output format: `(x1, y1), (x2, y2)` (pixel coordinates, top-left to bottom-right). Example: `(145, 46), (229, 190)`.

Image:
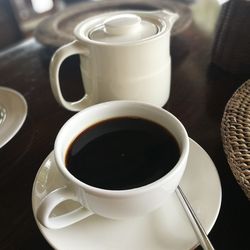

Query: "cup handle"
(36, 186), (93, 229)
(49, 40), (93, 112)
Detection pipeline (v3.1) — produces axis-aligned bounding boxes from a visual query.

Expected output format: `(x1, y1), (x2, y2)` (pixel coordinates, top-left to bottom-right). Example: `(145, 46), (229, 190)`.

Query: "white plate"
(0, 87), (27, 148)
(32, 139), (221, 250)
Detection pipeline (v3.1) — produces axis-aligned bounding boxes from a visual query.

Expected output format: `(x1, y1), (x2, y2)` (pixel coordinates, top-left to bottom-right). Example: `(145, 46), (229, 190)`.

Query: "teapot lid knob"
(104, 14), (141, 35)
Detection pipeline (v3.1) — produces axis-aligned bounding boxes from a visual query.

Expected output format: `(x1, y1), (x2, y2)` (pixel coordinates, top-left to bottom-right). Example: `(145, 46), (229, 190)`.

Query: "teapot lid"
(89, 13), (158, 43)
(74, 10), (178, 45)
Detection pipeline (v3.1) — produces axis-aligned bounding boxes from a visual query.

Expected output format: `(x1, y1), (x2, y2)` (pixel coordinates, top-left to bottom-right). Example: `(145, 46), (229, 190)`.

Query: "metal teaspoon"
(176, 186), (215, 250)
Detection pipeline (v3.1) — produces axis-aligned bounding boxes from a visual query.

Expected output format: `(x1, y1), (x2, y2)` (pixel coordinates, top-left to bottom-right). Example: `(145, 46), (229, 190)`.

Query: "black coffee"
(66, 117), (180, 190)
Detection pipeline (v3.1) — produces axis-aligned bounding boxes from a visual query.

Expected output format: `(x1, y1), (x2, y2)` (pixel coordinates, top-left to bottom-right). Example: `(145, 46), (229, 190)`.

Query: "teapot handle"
(49, 40), (94, 112)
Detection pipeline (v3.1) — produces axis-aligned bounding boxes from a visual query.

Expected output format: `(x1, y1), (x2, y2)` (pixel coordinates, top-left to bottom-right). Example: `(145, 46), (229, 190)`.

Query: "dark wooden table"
(0, 1), (249, 249)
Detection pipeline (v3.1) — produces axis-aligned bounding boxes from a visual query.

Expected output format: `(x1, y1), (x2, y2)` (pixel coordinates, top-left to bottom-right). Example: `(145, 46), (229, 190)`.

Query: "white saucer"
(0, 87), (27, 148)
(32, 139), (221, 250)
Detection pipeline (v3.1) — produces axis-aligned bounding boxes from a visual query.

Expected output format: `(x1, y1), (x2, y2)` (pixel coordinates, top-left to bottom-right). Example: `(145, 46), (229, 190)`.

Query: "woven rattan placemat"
(221, 79), (250, 199)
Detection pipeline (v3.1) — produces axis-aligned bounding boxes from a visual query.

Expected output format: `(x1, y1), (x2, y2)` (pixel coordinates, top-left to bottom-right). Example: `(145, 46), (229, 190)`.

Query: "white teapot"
(50, 10), (178, 111)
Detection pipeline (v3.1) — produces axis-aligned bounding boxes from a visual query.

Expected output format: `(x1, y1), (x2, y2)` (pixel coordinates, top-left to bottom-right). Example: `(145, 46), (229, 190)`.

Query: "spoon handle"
(176, 186), (215, 250)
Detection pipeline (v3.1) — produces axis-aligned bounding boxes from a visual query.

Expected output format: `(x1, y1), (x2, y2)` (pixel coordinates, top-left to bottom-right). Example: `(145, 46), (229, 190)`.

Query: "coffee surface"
(66, 117), (180, 190)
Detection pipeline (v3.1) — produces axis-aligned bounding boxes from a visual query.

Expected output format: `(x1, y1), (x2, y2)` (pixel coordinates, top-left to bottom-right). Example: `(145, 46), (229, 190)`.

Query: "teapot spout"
(154, 10), (179, 27)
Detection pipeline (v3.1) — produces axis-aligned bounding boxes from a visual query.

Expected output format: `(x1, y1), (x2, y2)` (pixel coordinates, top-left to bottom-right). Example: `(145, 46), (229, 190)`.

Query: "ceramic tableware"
(32, 139), (221, 250)
(35, 100), (189, 229)
(0, 87), (27, 148)
(50, 10), (178, 111)
(35, 0), (192, 47)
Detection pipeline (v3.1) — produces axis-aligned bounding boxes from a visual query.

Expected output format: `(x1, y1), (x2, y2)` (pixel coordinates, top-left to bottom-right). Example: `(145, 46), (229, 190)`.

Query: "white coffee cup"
(36, 101), (189, 229)
(49, 10), (178, 111)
